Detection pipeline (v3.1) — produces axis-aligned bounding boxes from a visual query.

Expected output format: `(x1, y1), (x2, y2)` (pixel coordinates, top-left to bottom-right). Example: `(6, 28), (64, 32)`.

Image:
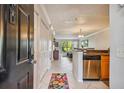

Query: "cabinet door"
(101, 56), (109, 80)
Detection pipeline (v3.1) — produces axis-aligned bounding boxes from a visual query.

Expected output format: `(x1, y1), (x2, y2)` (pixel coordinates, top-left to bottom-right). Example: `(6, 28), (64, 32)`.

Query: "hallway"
(0, 4), (124, 89)
(39, 57), (108, 89)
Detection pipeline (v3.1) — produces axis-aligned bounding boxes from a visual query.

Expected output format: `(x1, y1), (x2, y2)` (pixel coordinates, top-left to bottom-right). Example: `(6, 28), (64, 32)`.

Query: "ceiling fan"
(78, 29), (84, 38)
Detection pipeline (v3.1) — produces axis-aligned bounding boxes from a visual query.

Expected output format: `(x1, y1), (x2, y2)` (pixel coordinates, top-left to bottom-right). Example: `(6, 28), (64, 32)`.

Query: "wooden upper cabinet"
(101, 55), (110, 80)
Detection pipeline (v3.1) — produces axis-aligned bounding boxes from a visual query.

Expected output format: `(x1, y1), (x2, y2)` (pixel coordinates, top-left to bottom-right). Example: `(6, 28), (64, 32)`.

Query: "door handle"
(30, 60), (37, 64)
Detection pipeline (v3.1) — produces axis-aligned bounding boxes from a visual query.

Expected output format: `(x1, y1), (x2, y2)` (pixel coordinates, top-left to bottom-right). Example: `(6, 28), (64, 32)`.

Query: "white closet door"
(34, 11), (50, 89)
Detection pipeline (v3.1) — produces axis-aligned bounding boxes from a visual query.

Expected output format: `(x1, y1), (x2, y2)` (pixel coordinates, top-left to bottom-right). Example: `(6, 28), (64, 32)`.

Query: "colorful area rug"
(48, 73), (69, 89)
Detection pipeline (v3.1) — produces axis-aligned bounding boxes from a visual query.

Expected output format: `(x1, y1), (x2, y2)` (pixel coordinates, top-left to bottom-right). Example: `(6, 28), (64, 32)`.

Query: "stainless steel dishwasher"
(83, 55), (101, 80)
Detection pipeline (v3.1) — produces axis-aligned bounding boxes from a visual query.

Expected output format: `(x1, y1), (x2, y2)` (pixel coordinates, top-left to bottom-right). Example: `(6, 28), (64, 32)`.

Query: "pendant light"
(78, 29), (84, 38)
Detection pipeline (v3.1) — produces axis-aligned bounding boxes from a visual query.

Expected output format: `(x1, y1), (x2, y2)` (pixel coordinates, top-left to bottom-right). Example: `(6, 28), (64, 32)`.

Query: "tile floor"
(39, 57), (109, 89)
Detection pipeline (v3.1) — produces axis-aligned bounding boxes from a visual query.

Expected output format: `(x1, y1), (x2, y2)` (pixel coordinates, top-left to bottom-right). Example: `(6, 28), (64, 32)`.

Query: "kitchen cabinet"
(101, 55), (109, 80)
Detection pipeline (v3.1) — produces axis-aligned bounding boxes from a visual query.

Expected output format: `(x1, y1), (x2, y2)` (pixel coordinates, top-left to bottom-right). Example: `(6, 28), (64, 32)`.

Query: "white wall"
(88, 28), (109, 50)
(81, 28), (109, 50)
(110, 4), (124, 89)
(73, 41), (79, 48)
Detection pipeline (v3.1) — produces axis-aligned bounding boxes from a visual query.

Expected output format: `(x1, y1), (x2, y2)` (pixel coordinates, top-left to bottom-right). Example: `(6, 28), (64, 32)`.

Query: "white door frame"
(33, 11), (39, 89)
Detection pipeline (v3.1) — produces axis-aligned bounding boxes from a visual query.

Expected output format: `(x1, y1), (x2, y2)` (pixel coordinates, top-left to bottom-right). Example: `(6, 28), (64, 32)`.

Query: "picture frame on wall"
(81, 40), (88, 48)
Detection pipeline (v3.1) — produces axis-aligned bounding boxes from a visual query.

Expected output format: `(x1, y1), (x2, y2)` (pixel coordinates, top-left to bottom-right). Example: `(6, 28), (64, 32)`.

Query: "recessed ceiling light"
(64, 16), (86, 25)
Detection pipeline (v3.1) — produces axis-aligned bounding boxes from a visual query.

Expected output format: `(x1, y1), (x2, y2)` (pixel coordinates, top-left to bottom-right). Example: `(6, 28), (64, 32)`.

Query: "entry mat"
(48, 73), (69, 89)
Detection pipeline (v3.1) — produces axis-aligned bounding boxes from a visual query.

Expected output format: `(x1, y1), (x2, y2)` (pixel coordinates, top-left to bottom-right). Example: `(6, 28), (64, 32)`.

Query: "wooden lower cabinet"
(101, 55), (109, 80)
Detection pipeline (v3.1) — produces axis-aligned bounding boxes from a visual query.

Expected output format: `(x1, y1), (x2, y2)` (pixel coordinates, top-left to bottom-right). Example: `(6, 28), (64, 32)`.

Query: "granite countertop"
(84, 53), (109, 56)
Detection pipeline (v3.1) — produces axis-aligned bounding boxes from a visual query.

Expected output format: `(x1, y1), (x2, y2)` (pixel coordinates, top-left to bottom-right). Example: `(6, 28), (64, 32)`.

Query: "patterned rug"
(48, 73), (69, 89)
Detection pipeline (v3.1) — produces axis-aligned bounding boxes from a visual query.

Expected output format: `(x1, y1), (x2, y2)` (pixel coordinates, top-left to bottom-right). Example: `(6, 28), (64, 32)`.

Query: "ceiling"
(44, 4), (109, 37)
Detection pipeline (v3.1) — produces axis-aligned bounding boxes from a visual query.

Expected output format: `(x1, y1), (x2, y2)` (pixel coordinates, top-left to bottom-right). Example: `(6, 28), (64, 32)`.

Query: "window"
(81, 40), (88, 48)
(61, 41), (73, 52)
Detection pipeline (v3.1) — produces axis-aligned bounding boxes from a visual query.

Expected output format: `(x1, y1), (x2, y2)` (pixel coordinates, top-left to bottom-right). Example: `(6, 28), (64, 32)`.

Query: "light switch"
(117, 47), (124, 58)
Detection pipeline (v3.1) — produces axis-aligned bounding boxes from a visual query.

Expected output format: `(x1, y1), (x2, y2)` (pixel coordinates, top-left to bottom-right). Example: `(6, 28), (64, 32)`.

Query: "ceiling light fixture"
(75, 16), (86, 25)
(78, 29), (84, 38)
